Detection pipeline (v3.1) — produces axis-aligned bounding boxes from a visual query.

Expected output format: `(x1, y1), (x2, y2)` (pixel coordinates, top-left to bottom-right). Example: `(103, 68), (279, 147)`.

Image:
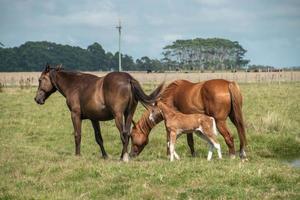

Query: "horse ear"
(45, 63), (50, 72)
(56, 64), (63, 71)
(132, 120), (137, 128)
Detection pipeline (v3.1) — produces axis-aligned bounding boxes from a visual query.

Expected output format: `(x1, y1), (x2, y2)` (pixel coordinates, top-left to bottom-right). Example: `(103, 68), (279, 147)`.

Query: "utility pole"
(116, 19), (122, 72)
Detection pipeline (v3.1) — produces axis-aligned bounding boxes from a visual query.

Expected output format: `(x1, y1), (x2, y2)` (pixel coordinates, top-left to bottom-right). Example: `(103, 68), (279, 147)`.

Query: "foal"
(149, 101), (222, 161)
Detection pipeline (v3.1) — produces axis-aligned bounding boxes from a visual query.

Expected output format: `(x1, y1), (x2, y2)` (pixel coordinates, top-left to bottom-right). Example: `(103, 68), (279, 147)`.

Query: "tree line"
(0, 38), (250, 72)
(162, 38), (249, 71)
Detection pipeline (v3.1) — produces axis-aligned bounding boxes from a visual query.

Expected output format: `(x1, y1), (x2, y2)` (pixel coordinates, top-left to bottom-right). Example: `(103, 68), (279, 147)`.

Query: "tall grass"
(0, 83), (299, 199)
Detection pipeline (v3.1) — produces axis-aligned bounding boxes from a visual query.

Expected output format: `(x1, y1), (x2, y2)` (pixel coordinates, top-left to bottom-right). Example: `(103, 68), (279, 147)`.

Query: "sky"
(1, 0), (300, 66)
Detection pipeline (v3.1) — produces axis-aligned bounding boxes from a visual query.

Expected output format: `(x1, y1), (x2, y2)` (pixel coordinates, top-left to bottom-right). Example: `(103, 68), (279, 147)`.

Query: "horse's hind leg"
(229, 113), (247, 160)
(216, 120), (236, 159)
(91, 120), (108, 159)
(115, 113), (130, 162)
(207, 144), (214, 161)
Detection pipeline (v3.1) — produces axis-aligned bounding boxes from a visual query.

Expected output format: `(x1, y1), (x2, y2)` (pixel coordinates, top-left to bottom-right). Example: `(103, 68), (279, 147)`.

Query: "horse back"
(162, 79), (233, 120)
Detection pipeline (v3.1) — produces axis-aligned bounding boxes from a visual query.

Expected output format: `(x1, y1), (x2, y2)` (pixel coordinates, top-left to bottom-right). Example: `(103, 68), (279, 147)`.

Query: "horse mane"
(159, 80), (188, 103)
(136, 108), (163, 135)
(159, 81), (178, 101)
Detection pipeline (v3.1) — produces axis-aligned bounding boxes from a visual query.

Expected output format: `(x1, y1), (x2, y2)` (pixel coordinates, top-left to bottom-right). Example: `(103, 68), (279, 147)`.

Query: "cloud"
(163, 34), (183, 43)
(0, 0), (299, 66)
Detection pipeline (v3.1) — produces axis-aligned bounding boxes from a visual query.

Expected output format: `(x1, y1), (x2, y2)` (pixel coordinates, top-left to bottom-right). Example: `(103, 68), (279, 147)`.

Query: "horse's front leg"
(71, 110), (82, 156)
(169, 131), (177, 162)
(187, 133), (196, 157)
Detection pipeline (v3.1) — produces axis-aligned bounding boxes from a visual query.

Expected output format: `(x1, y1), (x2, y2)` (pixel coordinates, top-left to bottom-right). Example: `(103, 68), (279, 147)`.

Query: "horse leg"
(229, 113), (247, 160)
(207, 135), (222, 160)
(207, 143), (214, 161)
(216, 120), (236, 159)
(186, 133), (196, 157)
(114, 113), (129, 162)
(71, 111), (81, 156)
(91, 120), (108, 159)
(169, 131), (177, 162)
(166, 127), (170, 156)
(124, 103), (137, 158)
(215, 143), (222, 159)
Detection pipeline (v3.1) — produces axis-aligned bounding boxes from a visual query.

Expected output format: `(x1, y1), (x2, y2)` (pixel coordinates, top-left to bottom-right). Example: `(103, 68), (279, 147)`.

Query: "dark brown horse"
(130, 79), (247, 159)
(34, 64), (163, 161)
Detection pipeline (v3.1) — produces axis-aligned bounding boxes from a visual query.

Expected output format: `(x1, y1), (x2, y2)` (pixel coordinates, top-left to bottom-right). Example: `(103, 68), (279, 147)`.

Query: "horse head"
(129, 120), (149, 157)
(34, 64), (62, 105)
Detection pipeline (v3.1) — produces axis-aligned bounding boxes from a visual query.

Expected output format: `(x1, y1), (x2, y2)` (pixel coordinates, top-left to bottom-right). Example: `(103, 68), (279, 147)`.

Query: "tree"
(162, 38), (250, 71)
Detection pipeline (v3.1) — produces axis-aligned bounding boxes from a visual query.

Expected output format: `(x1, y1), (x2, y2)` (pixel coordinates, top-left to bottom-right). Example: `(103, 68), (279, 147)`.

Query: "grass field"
(0, 82), (300, 199)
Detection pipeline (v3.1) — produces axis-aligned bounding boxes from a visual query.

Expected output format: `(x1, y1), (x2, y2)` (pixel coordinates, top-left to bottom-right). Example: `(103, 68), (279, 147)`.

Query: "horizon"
(1, 0), (300, 67)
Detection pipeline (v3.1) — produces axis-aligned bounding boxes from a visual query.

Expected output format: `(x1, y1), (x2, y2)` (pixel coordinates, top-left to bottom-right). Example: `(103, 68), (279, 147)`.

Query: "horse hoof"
(122, 153), (129, 162)
(191, 152), (196, 157)
(230, 154), (236, 159)
(102, 155), (109, 159)
(241, 158), (249, 163)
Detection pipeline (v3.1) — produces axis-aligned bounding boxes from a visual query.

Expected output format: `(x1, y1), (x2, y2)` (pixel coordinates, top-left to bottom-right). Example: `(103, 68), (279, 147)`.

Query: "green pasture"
(0, 82), (299, 199)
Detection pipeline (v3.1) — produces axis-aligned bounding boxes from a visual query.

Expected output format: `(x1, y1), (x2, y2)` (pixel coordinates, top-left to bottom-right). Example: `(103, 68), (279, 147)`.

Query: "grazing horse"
(149, 101), (222, 161)
(130, 79), (247, 160)
(34, 64), (163, 161)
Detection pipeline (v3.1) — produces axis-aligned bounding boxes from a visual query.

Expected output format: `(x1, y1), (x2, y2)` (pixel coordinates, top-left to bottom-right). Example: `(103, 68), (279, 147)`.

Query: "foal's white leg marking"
(214, 143), (222, 159)
(169, 142), (175, 162)
(174, 151), (180, 160)
(207, 145), (214, 161)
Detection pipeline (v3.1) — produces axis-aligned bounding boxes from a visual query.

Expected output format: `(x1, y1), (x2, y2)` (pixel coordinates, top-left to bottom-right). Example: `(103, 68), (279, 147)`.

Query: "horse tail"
(228, 81), (247, 148)
(130, 78), (164, 107)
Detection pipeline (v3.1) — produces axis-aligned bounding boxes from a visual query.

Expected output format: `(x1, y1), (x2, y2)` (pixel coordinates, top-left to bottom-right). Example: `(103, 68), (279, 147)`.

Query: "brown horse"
(34, 64), (163, 161)
(130, 79), (247, 159)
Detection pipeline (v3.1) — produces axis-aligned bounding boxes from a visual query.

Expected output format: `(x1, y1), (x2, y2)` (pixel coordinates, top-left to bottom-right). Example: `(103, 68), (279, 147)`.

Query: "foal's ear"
(132, 120), (137, 128)
(56, 64), (63, 71)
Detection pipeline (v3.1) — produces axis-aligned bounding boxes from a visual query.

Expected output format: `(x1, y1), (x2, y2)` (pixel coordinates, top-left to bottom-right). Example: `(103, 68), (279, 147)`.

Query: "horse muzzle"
(34, 97), (45, 105)
(129, 150), (138, 158)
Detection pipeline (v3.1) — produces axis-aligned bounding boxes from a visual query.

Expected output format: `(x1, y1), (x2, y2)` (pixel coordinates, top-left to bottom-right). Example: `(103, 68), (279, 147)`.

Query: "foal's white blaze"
(149, 112), (155, 122)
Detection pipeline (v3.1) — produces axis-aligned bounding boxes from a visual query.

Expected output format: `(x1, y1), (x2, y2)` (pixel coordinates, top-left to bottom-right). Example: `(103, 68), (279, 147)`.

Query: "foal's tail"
(228, 82), (247, 148)
(130, 78), (164, 107)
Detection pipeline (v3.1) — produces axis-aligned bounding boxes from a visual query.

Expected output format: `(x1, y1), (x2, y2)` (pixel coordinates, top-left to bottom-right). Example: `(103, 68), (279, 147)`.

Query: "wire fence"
(0, 71), (299, 87)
